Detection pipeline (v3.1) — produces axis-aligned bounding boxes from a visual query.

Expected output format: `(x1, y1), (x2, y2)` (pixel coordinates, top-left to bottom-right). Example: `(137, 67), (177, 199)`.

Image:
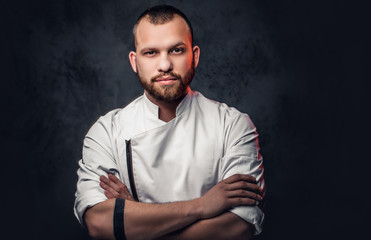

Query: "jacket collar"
(142, 87), (194, 120)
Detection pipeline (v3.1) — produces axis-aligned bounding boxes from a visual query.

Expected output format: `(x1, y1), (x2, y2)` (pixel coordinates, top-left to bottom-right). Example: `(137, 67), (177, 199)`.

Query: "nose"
(157, 53), (173, 73)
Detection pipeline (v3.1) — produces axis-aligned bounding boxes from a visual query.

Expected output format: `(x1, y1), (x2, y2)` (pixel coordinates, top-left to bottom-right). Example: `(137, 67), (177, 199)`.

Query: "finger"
(101, 176), (131, 200)
(223, 174), (257, 184)
(101, 175), (120, 189)
(101, 175), (121, 192)
(120, 185), (133, 197)
(100, 179), (121, 197)
(100, 175), (110, 184)
(107, 174), (130, 194)
(108, 173), (121, 184)
(124, 193), (135, 201)
(102, 175), (134, 200)
(226, 181), (262, 194)
(228, 197), (257, 207)
(108, 174), (133, 195)
(99, 182), (107, 190)
(105, 182), (133, 200)
(101, 175), (121, 193)
(109, 174), (130, 193)
(99, 181), (107, 190)
(227, 189), (263, 201)
(104, 190), (115, 199)
(106, 185), (121, 198)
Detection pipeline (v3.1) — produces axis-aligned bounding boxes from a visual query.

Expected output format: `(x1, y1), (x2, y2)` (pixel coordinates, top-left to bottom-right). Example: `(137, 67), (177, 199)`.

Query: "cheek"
(136, 59), (153, 76)
(175, 56), (193, 71)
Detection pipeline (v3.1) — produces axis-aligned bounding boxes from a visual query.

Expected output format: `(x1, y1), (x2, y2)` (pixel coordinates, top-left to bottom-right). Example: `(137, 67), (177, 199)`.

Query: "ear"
(129, 51), (137, 73)
(192, 46), (200, 68)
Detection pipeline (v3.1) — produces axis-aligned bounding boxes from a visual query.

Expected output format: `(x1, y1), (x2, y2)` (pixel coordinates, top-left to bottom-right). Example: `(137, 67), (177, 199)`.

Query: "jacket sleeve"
(221, 110), (265, 235)
(73, 112), (120, 225)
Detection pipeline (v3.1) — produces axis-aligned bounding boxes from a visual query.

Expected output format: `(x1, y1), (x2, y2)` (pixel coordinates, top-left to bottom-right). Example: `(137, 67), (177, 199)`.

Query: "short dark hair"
(133, 5), (194, 49)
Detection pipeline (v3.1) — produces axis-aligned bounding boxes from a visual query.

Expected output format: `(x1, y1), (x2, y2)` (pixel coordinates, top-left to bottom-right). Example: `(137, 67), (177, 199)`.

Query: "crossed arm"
(84, 173), (263, 240)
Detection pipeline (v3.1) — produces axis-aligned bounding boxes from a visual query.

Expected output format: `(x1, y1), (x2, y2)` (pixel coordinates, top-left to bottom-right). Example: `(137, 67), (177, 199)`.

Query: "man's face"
(129, 15), (200, 103)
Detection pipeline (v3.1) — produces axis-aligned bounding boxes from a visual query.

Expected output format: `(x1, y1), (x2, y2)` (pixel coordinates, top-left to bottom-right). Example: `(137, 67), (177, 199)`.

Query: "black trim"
(114, 198), (126, 240)
(126, 140), (139, 201)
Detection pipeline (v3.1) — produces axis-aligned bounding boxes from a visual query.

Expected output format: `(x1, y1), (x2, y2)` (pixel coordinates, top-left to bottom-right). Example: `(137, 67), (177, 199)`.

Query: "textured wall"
(2, 0), (369, 239)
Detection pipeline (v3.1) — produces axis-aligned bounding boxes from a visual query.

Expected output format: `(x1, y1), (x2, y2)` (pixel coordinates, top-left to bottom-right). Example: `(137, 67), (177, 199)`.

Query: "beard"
(137, 64), (195, 103)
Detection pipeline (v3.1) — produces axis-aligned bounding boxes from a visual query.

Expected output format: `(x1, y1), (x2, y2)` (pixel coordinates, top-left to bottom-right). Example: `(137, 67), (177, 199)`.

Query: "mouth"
(153, 76), (178, 85)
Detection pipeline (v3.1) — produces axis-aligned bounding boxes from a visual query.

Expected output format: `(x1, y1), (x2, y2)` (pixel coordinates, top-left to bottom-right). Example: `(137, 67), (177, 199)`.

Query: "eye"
(144, 51), (156, 56)
(171, 48), (184, 55)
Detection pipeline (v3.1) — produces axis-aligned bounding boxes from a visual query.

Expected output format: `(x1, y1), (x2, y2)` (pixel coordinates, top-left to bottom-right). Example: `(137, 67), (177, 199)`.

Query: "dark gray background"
(1, 0), (369, 239)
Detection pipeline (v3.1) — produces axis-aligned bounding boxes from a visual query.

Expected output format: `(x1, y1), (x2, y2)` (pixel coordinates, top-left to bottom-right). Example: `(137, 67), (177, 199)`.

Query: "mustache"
(151, 72), (182, 82)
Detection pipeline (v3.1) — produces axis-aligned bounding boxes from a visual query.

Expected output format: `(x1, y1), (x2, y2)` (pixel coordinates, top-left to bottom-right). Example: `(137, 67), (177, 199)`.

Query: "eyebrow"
(171, 42), (186, 48)
(139, 41), (186, 54)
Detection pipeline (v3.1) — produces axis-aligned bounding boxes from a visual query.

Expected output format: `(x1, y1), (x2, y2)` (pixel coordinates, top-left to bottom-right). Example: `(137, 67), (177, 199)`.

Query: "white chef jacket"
(74, 89), (265, 234)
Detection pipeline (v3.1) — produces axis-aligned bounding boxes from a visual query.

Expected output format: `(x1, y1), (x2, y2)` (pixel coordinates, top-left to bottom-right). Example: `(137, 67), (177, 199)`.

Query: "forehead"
(135, 15), (192, 49)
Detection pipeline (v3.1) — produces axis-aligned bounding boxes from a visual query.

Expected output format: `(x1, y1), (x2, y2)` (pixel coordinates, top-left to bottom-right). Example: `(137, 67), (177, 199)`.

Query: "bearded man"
(74, 5), (265, 240)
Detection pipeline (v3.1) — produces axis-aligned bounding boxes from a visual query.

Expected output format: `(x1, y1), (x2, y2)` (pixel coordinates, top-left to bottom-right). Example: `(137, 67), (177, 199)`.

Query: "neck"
(145, 91), (186, 122)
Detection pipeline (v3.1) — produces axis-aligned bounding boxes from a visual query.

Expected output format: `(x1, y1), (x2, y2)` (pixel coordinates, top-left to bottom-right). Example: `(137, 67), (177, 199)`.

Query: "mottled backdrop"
(1, 0), (369, 239)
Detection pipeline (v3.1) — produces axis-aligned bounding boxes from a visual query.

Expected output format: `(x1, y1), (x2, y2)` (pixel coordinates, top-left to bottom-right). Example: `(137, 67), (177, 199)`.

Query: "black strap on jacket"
(114, 198), (126, 240)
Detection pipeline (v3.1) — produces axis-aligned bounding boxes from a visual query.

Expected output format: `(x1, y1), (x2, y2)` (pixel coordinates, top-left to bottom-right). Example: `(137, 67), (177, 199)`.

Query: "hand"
(195, 174), (263, 219)
(99, 174), (135, 201)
